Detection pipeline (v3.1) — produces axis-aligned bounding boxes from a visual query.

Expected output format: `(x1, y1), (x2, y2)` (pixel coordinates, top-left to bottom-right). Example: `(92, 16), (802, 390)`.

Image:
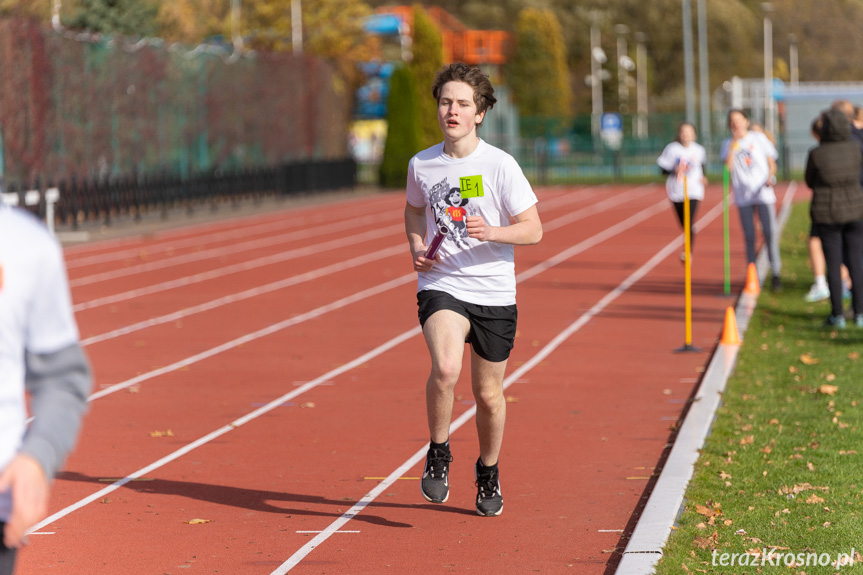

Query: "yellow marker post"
(675, 174), (701, 353)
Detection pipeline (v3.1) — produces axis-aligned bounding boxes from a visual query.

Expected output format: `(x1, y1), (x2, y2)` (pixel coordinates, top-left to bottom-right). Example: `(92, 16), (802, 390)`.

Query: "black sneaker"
(421, 446), (453, 503)
(771, 275), (782, 292)
(824, 314), (847, 329)
(474, 459), (503, 517)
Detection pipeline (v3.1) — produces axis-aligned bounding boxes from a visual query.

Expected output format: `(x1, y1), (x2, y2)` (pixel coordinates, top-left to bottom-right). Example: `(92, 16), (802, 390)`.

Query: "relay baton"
(425, 226), (449, 259)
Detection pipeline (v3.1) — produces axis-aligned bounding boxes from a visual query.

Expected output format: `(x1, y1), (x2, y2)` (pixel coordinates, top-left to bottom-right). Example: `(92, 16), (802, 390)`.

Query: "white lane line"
(84, 196), (672, 401)
(65, 214), (302, 269)
(78, 191), (657, 345)
(86, 274), (417, 402)
(271, 200), (728, 573)
(72, 224), (402, 312)
(69, 212), (402, 286)
(80, 245), (405, 347)
(295, 531), (360, 534)
(27, 326), (423, 537)
(31, 191), (673, 537)
(63, 194), (397, 264)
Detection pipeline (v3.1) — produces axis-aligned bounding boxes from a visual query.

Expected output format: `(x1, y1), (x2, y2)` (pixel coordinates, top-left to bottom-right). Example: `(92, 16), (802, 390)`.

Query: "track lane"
(15, 184), (779, 573)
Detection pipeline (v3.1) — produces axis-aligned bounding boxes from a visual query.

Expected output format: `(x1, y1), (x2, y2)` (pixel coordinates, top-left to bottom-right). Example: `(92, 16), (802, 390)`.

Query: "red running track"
(16, 183), (791, 574)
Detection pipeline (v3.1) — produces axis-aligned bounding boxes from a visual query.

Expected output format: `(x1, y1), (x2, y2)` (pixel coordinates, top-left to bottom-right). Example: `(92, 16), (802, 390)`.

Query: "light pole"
(697, 0), (710, 144)
(615, 24), (631, 115)
(231, 0), (243, 53)
(763, 2), (774, 135)
(789, 33), (799, 85)
(682, 0), (696, 124)
(589, 16), (606, 138)
(51, 0), (62, 30)
(635, 32), (648, 139)
(292, 0), (303, 55)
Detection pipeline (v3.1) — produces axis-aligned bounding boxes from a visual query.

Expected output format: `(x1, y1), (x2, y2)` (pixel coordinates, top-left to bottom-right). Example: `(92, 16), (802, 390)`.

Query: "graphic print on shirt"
(428, 175), (484, 249)
(735, 143), (755, 169)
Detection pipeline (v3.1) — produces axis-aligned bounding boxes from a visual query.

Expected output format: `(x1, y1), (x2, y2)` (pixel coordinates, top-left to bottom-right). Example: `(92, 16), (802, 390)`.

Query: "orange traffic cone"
(720, 306), (741, 345)
(743, 263), (760, 295)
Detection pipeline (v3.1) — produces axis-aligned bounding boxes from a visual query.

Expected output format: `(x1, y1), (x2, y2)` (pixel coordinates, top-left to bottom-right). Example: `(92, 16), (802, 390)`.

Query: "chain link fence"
(0, 18), (356, 227)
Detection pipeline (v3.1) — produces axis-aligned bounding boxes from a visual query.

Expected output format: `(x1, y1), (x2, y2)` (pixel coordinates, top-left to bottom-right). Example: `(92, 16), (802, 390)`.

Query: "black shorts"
(417, 289), (518, 362)
(810, 222), (822, 238)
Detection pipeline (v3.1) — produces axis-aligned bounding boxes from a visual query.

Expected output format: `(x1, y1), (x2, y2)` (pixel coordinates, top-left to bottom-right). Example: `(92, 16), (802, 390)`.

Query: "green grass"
(655, 202), (863, 574)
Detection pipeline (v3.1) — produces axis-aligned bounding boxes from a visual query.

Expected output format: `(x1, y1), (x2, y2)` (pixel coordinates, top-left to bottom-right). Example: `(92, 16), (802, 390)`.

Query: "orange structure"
(375, 5), (510, 65)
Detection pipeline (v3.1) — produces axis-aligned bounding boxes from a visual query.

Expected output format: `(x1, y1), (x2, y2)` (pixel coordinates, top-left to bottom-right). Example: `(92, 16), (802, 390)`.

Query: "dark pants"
(0, 524), (16, 575)
(673, 200), (700, 251)
(738, 203), (782, 275)
(819, 219), (863, 317)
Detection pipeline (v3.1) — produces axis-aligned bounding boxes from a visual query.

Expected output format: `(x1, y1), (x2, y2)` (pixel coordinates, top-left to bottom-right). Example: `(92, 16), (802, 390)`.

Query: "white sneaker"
(804, 283), (830, 303)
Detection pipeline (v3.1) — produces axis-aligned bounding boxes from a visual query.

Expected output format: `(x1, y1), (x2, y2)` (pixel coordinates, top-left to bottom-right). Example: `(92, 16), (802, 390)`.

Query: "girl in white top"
(657, 122), (707, 256)
(720, 109), (782, 289)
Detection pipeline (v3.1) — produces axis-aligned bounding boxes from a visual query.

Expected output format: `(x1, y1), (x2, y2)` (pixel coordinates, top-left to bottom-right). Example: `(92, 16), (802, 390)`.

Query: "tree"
(66, 0), (160, 37)
(379, 65), (421, 188)
(156, 0), (227, 44)
(0, 0), (51, 19)
(506, 8), (571, 122)
(410, 4), (443, 150)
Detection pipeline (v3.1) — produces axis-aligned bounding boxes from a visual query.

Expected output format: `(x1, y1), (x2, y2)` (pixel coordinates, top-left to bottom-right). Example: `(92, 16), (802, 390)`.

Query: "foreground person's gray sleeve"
(21, 343), (91, 479)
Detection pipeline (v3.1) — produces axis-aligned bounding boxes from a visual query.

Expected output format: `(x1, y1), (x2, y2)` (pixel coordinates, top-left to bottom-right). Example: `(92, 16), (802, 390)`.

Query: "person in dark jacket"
(804, 108), (863, 328)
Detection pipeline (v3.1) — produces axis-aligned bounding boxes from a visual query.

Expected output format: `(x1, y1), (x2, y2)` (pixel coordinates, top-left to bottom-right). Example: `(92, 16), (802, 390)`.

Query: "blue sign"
(601, 112), (623, 133)
(600, 113), (623, 149)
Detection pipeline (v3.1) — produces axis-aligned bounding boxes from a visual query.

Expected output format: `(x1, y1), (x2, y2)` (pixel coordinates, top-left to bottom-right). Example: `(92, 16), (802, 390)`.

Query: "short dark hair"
(431, 62), (497, 123)
(727, 108), (748, 125)
(675, 122), (697, 144)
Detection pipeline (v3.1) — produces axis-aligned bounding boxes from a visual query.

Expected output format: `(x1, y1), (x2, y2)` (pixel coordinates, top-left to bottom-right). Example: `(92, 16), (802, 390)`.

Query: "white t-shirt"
(0, 205), (80, 522)
(720, 131), (778, 206)
(656, 141), (707, 202)
(406, 139), (538, 306)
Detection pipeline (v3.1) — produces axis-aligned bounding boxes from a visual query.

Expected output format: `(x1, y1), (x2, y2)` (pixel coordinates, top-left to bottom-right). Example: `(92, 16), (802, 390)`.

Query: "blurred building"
(351, 6), (519, 177)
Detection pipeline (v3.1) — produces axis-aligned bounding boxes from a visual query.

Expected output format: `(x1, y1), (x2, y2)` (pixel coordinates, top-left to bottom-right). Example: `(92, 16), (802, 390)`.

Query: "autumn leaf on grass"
(740, 435), (755, 446)
(149, 429), (174, 438)
(747, 548), (765, 560)
(695, 504), (722, 518)
(819, 384), (839, 396)
(800, 354), (820, 365)
(692, 531), (719, 549)
(778, 483), (829, 496)
(185, 518), (212, 525)
(806, 494), (825, 504)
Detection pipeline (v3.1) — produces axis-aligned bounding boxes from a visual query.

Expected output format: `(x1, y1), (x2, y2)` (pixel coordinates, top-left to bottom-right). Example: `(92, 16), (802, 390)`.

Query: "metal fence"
(359, 110), (812, 187)
(2, 158), (357, 229)
(0, 18), (351, 189)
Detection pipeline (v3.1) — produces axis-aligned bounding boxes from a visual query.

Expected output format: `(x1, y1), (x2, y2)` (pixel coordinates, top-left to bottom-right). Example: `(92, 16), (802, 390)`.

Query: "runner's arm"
(465, 204), (542, 245)
(405, 201), (436, 271)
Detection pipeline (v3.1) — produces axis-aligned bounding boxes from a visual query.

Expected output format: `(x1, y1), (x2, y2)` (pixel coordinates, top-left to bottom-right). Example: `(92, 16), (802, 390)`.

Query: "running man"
(404, 62), (542, 516)
(0, 203), (91, 574)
